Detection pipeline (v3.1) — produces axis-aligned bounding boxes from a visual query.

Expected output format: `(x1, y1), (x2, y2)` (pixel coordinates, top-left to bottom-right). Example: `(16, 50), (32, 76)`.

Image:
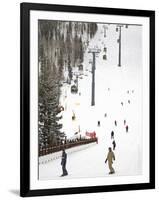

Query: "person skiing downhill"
(114, 120), (117, 126)
(105, 147), (115, 174)
(60, 149), (68, 177)
(97, 121), (100, 127)
(126, 125), (129, 133)
(124, 119), (126, 125)
(112, 140), (116, 150)
(111, 131), (114, 139)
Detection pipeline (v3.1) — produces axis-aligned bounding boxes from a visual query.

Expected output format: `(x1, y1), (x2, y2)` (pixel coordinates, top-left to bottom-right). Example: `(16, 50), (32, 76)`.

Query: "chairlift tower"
(116, 24), (128, 67)
(88, 48), (101, 106)
(103, 25), (108, 37)
(117, 25), (123, 67)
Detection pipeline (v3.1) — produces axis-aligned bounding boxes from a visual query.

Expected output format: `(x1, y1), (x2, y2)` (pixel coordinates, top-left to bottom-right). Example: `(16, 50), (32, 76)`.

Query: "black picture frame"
(20, 2), (155, 197)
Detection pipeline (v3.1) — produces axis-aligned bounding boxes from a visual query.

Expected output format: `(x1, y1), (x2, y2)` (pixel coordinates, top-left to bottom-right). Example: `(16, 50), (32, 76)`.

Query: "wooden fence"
(39, 137), (98, 157)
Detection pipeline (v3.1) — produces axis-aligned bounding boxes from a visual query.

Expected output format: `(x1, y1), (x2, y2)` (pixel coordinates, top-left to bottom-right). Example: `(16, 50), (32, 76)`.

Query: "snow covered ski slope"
(39, 23), (143, 180)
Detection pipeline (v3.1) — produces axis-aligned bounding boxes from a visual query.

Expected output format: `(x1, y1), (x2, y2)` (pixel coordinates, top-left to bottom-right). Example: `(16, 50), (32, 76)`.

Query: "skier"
(126, 125), (129, 133)
(124, 119), (126, 125)
(121, 102), (123, 106)
(114, 120), (117, 126)
(128, 100), (130, 104)
(112, 140), (116, 150)
(60, 149), (68, 177)
(97, 121), (100, 127)
(105, 147), (115, 174)
(72, 111), (76, 120)
(111, 131), (114, 139)
(104, 113), (107, 117)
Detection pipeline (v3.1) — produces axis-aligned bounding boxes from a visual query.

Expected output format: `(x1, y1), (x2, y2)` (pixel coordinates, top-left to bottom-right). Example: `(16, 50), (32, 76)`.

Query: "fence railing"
(39, 137), (98, 157)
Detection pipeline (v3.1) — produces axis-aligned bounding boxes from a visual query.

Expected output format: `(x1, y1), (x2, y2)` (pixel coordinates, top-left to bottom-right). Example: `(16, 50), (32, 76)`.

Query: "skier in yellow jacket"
(105, 147), (115, 174)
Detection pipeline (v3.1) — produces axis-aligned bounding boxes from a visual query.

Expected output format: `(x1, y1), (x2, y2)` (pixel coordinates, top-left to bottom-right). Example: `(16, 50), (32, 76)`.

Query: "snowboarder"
(114, 120), (117, 126)
(105, 147), (115, 174)
(126, 125), (129, 133)
(97, 121), (100, 127)
(72, 112), (76, 120)
(111, 131), (114, 139)
(112, 140), (116, 150)
(60, 149), (68, 177)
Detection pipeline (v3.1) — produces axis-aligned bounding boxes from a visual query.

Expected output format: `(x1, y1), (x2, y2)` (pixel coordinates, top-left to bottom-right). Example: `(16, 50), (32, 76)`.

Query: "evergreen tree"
(79, 36), (84, 63)
(38, 57), (64, 151)
(74, 33), (79, 64)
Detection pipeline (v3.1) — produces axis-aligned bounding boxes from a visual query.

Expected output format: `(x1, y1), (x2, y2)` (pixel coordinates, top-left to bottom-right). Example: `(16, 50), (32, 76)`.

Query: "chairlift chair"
(71, 85), (78, 94)
(103, 54), (107, 60)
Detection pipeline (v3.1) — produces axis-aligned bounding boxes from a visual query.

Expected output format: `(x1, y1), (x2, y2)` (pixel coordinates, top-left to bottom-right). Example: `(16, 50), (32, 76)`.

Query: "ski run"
(39, 23), (143, 180)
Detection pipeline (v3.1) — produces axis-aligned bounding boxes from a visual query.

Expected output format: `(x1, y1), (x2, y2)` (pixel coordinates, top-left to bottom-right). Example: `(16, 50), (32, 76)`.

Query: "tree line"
(38, 20), (98, 152)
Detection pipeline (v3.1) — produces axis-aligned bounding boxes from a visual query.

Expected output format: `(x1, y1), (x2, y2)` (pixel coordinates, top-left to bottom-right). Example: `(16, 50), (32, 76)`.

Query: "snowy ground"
(39, 23), (143, 180)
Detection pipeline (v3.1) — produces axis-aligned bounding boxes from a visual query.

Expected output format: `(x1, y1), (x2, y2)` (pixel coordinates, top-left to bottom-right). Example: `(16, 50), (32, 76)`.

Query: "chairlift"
(71, 85), (78, 94)
(103, 54), (107, 60)
(78, 64), (83, 71)
(103, 47), (107, 52)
